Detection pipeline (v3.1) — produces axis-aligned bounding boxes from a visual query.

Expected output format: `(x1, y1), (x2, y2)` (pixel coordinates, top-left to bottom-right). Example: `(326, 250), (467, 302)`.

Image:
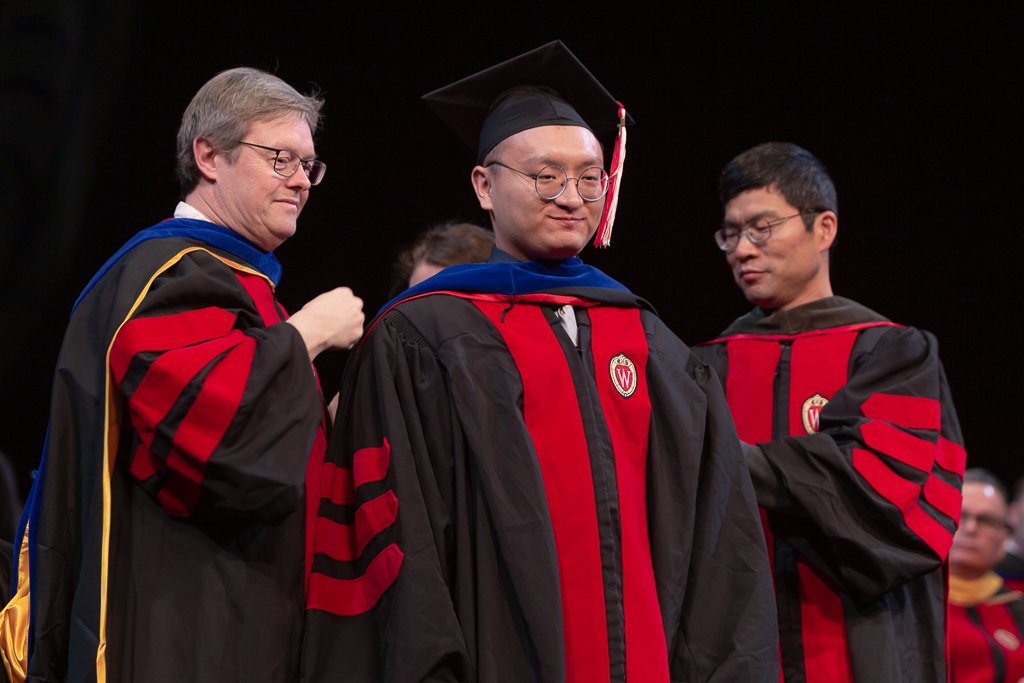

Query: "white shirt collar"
(173, 201), (215, 223)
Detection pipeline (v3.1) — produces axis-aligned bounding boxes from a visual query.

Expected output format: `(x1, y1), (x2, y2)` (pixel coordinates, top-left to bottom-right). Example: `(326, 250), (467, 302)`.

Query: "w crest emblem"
(801, 393), (829, 434)
(609, 353), (637, 398)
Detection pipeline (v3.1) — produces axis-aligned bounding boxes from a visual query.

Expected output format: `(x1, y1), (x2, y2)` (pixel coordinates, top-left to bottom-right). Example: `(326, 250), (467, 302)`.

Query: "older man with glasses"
(0, 67), (364, 683)
(693, 142), (966, 682)
(949, 469), (1024, 683)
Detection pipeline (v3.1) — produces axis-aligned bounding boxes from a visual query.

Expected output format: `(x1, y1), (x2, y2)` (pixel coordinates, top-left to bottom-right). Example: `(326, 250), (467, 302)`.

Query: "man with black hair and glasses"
(302, 42), (778, 683)
(0, 67), (364, 683)
(693, 142), (966, 682)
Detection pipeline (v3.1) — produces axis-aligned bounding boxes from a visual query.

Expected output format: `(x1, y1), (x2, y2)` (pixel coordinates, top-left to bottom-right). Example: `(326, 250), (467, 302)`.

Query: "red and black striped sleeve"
(302, 307), (471, 682)
(109, 250), (323, 521)
(758, 327), (965, 601)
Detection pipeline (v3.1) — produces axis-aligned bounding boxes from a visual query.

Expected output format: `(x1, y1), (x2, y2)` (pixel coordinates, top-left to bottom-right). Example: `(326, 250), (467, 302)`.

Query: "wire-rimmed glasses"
(235, 141), (327, 186)
(714, 211), (824, 251)
(487, 162), (610, 202)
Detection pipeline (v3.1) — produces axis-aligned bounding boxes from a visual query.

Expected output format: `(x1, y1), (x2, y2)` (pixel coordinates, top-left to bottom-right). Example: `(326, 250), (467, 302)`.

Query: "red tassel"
(593, 102), (627, 248)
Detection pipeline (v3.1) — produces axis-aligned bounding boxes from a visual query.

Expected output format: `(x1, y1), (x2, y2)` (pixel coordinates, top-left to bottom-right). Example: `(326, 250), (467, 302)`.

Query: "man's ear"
(471, 165), (494, 211)
(817, 210), (838, 254)
(192, 137), (221, 183)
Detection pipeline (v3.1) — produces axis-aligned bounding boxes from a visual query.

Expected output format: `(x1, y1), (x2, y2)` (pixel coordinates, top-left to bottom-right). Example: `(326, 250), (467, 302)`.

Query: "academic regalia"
(0, 218), (326, 683)
(694, 295), (966, 683)
(300, 41), (776, 683)
(948, 573), (1024, 683)
(302, 255), (779, 682)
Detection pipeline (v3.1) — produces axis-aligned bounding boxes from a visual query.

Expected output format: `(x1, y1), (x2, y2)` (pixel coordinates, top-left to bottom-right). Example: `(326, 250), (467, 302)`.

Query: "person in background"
(389, 221), (494, 297)
(949, 468), (1024, 683)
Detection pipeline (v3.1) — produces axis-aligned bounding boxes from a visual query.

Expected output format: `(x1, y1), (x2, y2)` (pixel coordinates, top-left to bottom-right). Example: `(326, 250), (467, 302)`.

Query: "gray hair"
(176, 67), (324, 196)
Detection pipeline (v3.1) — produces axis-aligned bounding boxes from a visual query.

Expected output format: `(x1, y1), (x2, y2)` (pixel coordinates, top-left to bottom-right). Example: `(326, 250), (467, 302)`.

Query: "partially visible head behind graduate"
(423, 41), (632, 262)
(176, 67), (325, 252)
(390, 221), (495, 298)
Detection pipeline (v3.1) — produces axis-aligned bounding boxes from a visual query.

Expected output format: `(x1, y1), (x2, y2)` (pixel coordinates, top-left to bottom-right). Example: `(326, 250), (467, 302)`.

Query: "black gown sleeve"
(303, 309), (470, 683)
(643, 313), (780, 683)
(108, 250), (322, 521)
(757, 327), (965, 602)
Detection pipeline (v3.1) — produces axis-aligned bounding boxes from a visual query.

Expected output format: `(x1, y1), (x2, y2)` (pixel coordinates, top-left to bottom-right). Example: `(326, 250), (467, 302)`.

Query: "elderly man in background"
(949, 468), (1024, 683)
(0, 67), (363, 683)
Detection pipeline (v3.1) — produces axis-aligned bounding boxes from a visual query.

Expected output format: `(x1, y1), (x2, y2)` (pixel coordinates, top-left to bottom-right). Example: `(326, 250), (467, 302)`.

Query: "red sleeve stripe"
(313, 491), (399, 562)
(110, 307), (238, 382)
(158, 337), (257, 517)
(924, 475), (963, 524)
(306, 543), (404, 616)
(235, 272), (285, 326)
(853, 448), (920, 509)
(861, 394), (941, 431)
(320, 462), (355, 505)
(354, 441), (391, 488)
(129, 443), (162, 481)
(125, 333), (245, 451)
(853, 448), (953, 557)
(936, 437), (967, 476)
(319, 441), (391, 506)
(903, 505), (954, 559)
(860, 419), (936, 472)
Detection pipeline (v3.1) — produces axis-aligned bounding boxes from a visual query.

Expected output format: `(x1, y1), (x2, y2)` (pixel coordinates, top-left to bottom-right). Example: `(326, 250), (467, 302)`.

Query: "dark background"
(2, 4), (1021, 500)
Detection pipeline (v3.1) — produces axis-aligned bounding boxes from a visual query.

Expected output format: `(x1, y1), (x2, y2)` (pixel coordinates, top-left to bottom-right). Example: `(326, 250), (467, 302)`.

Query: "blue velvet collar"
(73, 217), (282, 314)
(380, 256), (630, 315)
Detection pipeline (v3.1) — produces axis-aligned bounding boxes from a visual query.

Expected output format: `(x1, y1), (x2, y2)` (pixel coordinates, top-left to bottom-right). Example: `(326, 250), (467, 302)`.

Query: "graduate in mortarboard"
(302, 41), (779, 683)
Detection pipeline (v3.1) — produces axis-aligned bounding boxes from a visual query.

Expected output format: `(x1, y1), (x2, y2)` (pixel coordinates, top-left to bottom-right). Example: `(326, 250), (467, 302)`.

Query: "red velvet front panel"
(475, 300), (611, 683)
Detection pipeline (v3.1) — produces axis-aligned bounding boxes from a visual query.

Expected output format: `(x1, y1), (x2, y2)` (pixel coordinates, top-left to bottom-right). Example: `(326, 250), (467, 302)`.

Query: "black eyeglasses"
(486, 162), (610, 202)
(960, 510), (1008, 532)
(235, 141), (326, 186)
(714, 210), (824, 251)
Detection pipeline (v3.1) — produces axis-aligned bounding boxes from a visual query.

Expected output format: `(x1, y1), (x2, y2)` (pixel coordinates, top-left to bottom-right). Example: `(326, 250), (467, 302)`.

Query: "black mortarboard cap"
(423, 40), (634, 165)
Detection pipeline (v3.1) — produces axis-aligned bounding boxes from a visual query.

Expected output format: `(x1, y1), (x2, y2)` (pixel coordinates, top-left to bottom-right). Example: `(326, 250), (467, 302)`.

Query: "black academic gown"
(1, 219), (326, 683)
(302, 252), (779, 683)
(694, 296), (966, 683)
